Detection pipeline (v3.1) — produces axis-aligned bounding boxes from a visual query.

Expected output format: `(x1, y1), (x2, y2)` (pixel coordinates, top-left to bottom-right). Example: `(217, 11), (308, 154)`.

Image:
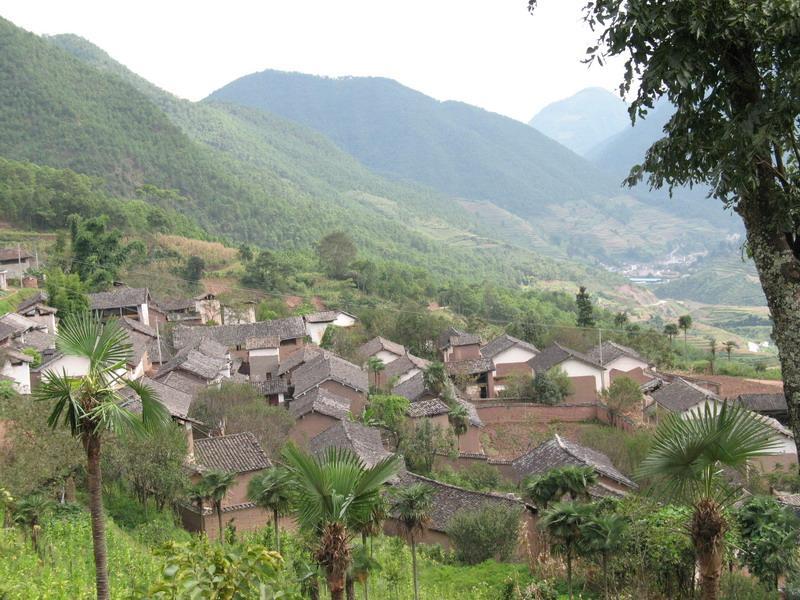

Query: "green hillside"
(206, 70), (738, 260)
(0, 19), (602, 289)
(654, 250), (767, 306)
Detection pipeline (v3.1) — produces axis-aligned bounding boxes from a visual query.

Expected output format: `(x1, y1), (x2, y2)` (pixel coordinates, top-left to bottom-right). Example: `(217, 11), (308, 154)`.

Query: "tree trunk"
(216, 505), (224, 544)
(602, 552), (609, 600)
(345, 575), (355, 600)
(692, 499), (726, 600)
(738, 178), (800, 474)
(309, 577), (320, 600)
(362, 531), (370, 600)
(86, 434), (110, 600)
(273, 508), (280, 554)
(411, 538), (420, 600)
(566, 550), (573, 600)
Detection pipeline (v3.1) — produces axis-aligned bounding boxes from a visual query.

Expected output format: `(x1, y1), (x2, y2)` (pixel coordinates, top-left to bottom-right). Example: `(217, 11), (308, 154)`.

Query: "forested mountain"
(206, 70), (736, 262)
(0, 18), (604, 288)
(528, 87), (629, 155)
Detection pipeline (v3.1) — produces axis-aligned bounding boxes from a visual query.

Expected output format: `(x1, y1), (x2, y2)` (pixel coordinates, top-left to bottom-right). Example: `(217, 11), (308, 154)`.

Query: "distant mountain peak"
(528, 87), (629, 156)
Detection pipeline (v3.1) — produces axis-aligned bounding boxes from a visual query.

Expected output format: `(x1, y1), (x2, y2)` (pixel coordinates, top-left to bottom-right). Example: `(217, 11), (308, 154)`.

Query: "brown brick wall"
(290, 413), (339, 446)
(566, 375), (599, 402)
(279, 338), (304, 361)
(458, 426), (483, 454)
(319, 381), (367, 415)
(474, 402), (601, 424)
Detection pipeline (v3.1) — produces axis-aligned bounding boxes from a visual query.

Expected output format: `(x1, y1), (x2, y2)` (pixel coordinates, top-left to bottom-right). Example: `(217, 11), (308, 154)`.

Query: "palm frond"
(34, 370), (83, 436)
(87, 398), (138, 436)
(56, 314), (132, 375)
(122, 378), (170, 434)
(637, 402), (781, 503)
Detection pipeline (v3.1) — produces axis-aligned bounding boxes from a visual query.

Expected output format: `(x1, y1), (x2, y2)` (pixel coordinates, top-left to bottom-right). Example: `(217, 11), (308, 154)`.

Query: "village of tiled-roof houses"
(1, 279), (794, 549)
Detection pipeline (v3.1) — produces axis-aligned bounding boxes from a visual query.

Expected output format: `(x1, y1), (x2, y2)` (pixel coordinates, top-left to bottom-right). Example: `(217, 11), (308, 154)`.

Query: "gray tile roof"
(438, 327), (481, 350)
(277, 346), (327, 376)
(481, 334), (539, 359)
(0, 320), (16, 342)
(586, 341), (646, 366)
(244, 336), (280, 350)
(529, 343), (604, 373)
(250, 378), (289, 395)
(154, 297), (196, 312)
(173, 317), (306, 349)
(357, 337), (405, 361)
(119, 376), (195, 421)
(156, 337), (229, 381)
(393, 472), (531, 532)
(649, 377), (719, 413)
(446, 357), (494, 376)
(736, 393), (788, 413)
(193, 432), (271, 474)
(309, 421), (393, 468)
(289, 387), (351, 420)
(159, 371), (208, 395)
(407, 398), (450, 418)
(89, 287), (150, 310)
(392, 371), (434, 402)
(511, 434), (636, 489)
(0, 248), (33, 262)
(383, 353), (430, 379)
(16, 328), (55, 352)
(292, 355), (368, 397)
(16, 293), (56, 315)
(0, 312), (40, 335)
(304, 310), (356, 323)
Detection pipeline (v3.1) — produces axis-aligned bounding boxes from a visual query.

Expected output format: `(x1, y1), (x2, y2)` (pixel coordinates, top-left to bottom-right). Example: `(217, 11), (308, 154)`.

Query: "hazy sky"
(2, 1), (627, 122)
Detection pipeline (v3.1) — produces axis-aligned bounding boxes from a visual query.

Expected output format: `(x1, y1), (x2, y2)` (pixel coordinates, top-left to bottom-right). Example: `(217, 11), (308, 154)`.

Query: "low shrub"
(446, 503), (521, 565)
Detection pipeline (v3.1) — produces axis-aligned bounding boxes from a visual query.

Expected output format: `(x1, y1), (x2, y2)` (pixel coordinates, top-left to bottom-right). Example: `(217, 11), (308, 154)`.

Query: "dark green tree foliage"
(68, 215), (135, 290)
(446, 503), (522, 565)
(241, 251), (293, 292)
(45, 267), (89, 319)
(735, 496), (800, 590)
(506, 311), (544, 348)
(528, 0), (800, 468)
(400, 419), (446, 475)
(532, 370), (571, 405)
(184, 255), (205, 286)
(316, 231), (357, 279)
(575, 286), (595, 328)
(103, 423), (189, 511)
(363, 395), (409, 448)
(0, 157), (204, 237)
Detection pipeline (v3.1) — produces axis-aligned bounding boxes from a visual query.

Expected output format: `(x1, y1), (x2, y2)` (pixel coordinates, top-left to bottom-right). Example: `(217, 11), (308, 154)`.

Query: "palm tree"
(390, 483), (434, 600)
(708, 337), (718, 374)
(283, 444), (400, 600)
(247, 467), (294, 554)
(35, 314), (169, 600)
(663, 323), (679, 346)
(447, 403), (469, 447)
(13, 494), (54, 555)
(678, 315), (693, 353)
(198, 470), (236, 543)
(539, 502), (591, 600)
(367, 357), (386, 390)
(353, 495), (388, 600)
(723, 340), (739, 361)
(187, 484), (208, 534)
(580, 513), (627, 600)
(423, 362), (448, 395)
(523, 474), (561, 510)
(637, 402), (780, 600)
(555, 465), (598, 501)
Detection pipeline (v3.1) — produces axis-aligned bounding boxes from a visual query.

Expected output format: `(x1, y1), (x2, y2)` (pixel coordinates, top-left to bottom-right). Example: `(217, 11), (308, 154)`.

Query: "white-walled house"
(304, 311), (358, 345)
(1, 349), (32, 393)
(357, 337), (406, 366)
(587, 341), (653, 388)
(529, 343), (607, 400)
(481, 335), (539, 394)
(15, 293), (58, 335)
